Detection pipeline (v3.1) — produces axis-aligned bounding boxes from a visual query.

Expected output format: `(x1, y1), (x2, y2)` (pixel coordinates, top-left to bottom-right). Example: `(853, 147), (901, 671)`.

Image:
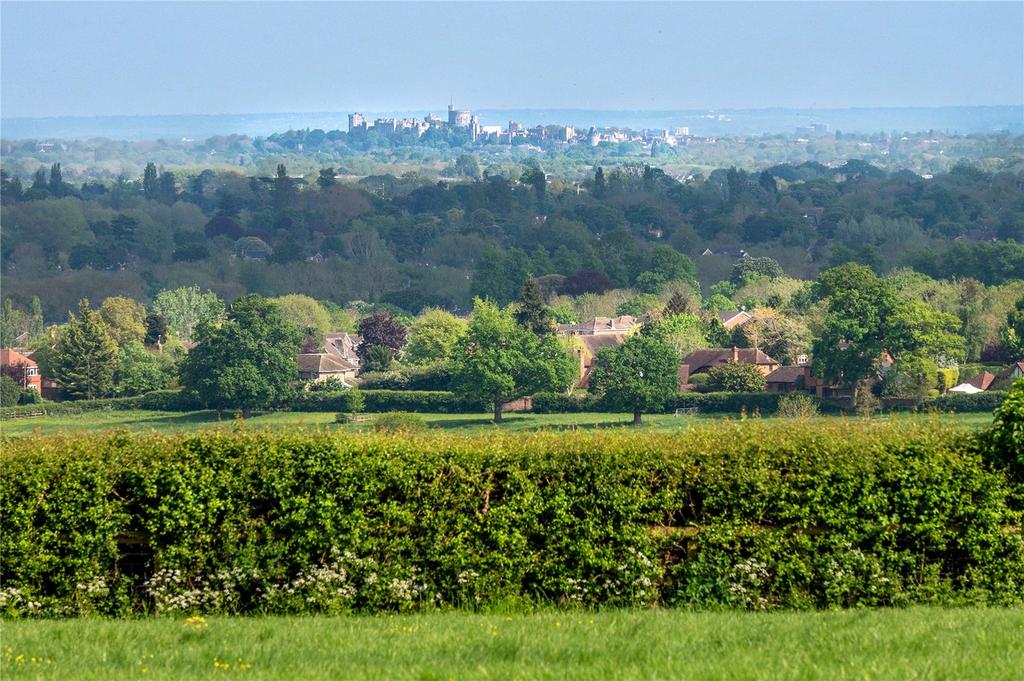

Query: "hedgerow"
(1, 420), (1020, 617)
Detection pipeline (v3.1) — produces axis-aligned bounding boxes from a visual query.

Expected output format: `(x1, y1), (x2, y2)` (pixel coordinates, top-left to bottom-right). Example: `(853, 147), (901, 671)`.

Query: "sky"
(1, 1), (1022, 118)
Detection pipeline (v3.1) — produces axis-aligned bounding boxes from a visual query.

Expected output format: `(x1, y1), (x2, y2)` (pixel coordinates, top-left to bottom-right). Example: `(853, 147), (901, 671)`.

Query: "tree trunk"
(493, 403), (503, 424)
(216, 408), (223, 421)
(241, 408), (251, 419)
(633, 410), (643, 427)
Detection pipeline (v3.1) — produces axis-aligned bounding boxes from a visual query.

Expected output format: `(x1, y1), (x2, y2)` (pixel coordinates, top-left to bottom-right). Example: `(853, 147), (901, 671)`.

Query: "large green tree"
(179, 295), (302, 417)
(270, 295), (332, 338)
(515, 276), (553, 335)
(588, 331), (680, 426)
(705, 361), (767, 393)
(1001, 297), (1024, 359)
(450, 299), (576, 423)
(153, 286), (226, 342)
(98, 296), (147, 347)
(53, 299), (118, 400)
(403, 308), (467, 366)
(113, 341), (175, 396)
(812, 264), (963, 399)
(142, 162), (158, 200)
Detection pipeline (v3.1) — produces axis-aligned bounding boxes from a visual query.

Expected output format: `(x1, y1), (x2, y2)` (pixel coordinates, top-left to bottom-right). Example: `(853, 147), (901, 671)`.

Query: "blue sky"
(2, 1), (1022, 117)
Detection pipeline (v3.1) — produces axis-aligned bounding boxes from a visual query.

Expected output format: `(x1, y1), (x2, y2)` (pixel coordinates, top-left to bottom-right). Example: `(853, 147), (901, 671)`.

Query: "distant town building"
(348, 113), (367, 133)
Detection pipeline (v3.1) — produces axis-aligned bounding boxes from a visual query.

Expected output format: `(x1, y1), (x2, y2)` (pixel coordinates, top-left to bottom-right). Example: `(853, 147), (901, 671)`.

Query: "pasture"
(3, 608), (1023, 680)
(0, 407), (994, 437)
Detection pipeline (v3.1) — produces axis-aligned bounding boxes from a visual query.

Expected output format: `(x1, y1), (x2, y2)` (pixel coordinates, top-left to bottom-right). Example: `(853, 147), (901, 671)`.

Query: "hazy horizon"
(2, 1), (1022, 119)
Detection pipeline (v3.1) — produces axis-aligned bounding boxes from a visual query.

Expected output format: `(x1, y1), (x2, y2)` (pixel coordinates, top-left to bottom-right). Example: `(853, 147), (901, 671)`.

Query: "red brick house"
(0, 348), (41, 392)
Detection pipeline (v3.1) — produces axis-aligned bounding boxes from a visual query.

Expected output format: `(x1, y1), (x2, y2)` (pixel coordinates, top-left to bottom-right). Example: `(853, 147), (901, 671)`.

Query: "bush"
(373, 412), (428, 433)
(0, 376), (22, 407)
(775, 393), (819, 418)
(136, 390), (202, 411)
(17, 388), (42, 405)
(291, 388), (365, 413)
(1, 423), (1020, 617)
(704, 362), (767, 393)
(936, 368), (959, 392)
(359, 364), (451, 391)
(0, 395), (146, 419)
(665, 392), (781, 415)
(981, 379), (1023, 488)
(922, 391), (1007, 413)
(361, 390), (481, 414)
(307, 377), (350, 393)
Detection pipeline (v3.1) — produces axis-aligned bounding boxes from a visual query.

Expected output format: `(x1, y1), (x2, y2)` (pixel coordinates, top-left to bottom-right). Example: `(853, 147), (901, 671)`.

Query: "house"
(718, 310), (752, 330)
(557, 316), (640, 336)
(297, 353), (358, 385)
(701, 247), (749, 259)
(993, 361), (1024, 389)
(802, 349), (895, 399)
(324, 332), (362, 367)
(680, 347), (781, 377)
(765, 365), (808, 393)
(571, 333), (629, 388)
(0, 348), (41, 392)
(949, 371), (995, 394)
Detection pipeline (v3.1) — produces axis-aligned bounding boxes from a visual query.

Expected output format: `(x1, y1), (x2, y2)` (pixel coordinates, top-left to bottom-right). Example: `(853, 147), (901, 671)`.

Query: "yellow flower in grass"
(184, 615), (208, 631)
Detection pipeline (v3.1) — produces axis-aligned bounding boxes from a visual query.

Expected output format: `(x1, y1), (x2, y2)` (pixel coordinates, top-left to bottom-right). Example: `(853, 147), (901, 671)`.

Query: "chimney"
(732, 346), (739, 362)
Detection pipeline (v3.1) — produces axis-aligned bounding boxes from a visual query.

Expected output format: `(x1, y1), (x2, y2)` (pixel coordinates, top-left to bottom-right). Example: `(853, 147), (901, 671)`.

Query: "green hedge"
(2, 422), (1021, 617)
(923, 391), (1007, 413)
(0, 395), (146, 419)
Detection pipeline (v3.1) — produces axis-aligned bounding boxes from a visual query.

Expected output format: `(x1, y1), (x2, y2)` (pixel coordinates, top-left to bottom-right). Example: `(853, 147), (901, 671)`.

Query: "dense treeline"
(2, 159), (1023, 323)
(1, 406), (1021, 616)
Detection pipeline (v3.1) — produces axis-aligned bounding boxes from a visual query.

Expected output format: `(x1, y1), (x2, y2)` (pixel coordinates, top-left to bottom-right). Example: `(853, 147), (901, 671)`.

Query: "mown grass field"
(0, 408), (994, 437)
(3, 608), (1023, 680)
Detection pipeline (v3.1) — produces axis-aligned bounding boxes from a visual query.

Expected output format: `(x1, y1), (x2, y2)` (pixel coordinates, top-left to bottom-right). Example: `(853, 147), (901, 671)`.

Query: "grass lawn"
(3, 608), (1022, 680)
(0, 408), (994, 437)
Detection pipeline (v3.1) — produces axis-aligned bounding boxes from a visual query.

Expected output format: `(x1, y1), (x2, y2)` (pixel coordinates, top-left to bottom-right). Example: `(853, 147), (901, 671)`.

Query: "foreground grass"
(0, 408), (993, 437)
(3, 608), (1022, 680)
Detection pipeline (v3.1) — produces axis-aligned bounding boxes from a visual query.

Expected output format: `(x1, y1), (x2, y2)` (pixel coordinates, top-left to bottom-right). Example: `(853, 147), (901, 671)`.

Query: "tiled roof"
(682, 347), (779, 374)
(966, 371), (996, 391)
(298, 353), (358, 373)
(0, 348), (37, 368)
(765, 366), (805, 383)
(577, 333), (627, 360)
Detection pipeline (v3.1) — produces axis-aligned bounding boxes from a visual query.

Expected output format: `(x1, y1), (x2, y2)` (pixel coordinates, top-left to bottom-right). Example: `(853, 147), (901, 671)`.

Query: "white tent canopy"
(949, 383), (984, 394)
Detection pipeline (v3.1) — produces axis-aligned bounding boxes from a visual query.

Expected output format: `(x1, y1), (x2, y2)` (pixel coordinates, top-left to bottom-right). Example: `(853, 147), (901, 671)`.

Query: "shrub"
(666, 392), (781, 415)
(1, 423), (1020, 617)
(360, 390), (481, 414)
(373, 412), (428, 433)
(922, 391), (1006, 413)
(704, 362), (767, 392)
(936, 367), (959, 392)
(981, 379), (1024, 487)
(854, 385), (881, 417)
(0, 376), (22, 407)
(0, 395), (146, 419)
(307, 377), (350, 393)
(775, 393), (819, 418)
(136, 389), (202, 411)
(358, 364), (451, 391)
